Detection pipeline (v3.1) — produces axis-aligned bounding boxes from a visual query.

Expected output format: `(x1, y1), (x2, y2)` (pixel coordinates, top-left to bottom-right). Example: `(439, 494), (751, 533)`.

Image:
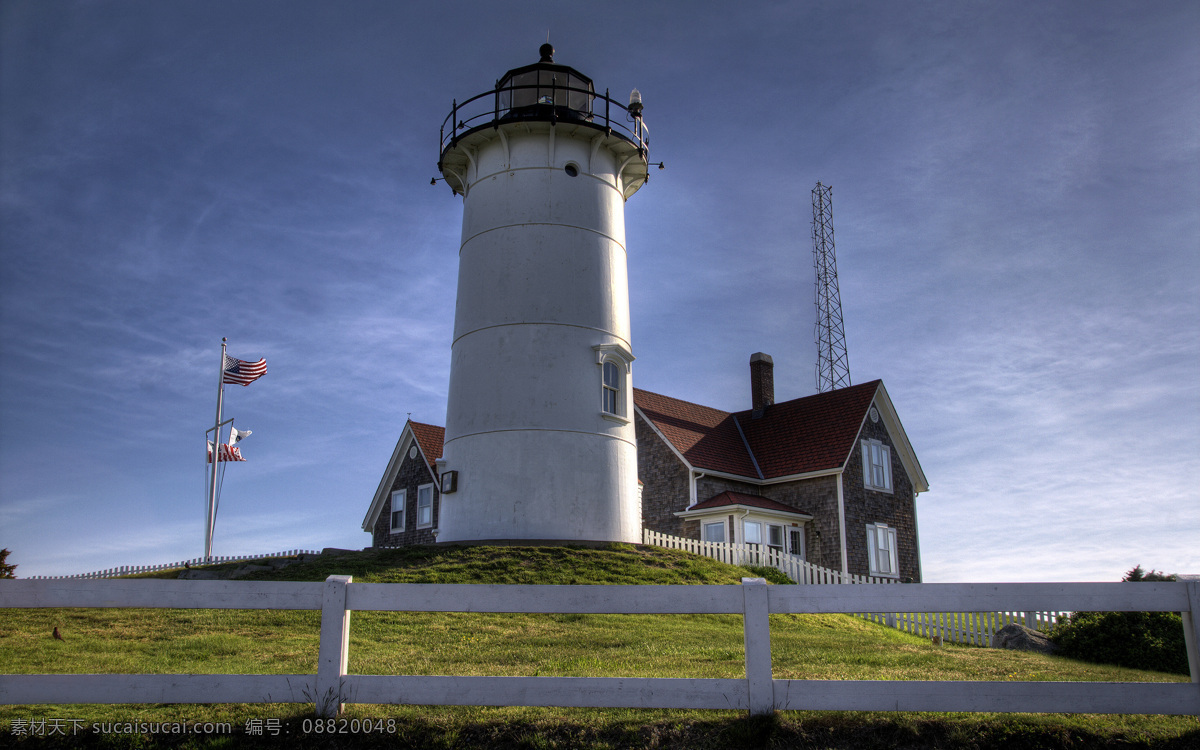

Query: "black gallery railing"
(439, 81), (648, 166)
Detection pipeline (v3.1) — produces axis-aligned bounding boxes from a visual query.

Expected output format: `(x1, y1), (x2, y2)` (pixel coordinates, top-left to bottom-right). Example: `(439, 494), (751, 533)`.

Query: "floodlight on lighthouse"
(628, 88), (643, 117)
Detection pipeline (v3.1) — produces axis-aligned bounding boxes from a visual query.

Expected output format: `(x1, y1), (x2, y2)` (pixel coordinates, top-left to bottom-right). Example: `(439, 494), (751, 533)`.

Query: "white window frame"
(866, 522), (899, 578)
(702, 521), (726, 543)
(593, 344), (634, 424)
(416, 483), (435, 529)
(861, 438), (892, 492)
(602, 360), (620, 415)
(767, 524), (785, 553)
(389, 489), (406, 533)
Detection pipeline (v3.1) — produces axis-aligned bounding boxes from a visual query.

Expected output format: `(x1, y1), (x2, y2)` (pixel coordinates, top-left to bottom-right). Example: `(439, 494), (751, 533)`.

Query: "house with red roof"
(363, 352), (928, 581)
(637, 353), (928, 582)
(362, 420), (446, 548)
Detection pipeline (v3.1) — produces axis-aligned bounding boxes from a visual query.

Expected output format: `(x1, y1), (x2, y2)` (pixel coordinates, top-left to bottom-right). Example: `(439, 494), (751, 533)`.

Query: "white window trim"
(593, 344), (634, 424)
(416, 483), (435, 529)
(767, 523), (785, 553)
(866, 522), (899, 578)
(389, 489), (406, 533)
(861, 438), (893, 493)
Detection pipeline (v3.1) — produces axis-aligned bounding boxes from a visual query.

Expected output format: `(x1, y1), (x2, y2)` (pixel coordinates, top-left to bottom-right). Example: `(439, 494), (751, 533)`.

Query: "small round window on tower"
(564, 163), (579, 177)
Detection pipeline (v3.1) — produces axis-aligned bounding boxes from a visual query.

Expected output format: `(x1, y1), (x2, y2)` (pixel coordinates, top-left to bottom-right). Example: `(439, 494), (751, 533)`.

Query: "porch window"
(702, 521), (725, 543)
(767, 524), (784, 553)
(743, 521), (762, 547)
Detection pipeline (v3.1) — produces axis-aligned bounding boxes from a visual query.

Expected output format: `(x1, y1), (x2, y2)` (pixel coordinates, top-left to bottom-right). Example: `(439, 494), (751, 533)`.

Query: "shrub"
(1050, 610), (1189, 675)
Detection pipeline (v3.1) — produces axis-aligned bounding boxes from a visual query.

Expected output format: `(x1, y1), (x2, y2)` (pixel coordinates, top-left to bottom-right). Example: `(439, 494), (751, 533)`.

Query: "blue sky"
(2, 1), (1196, 581)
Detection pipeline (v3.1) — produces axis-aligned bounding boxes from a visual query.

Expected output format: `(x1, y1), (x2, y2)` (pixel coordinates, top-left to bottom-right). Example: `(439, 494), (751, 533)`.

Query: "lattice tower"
(812, 181), (851, 392)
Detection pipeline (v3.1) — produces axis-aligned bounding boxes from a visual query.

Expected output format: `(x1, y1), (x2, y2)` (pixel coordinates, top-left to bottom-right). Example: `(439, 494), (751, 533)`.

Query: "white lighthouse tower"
(434, 45), (650, 543)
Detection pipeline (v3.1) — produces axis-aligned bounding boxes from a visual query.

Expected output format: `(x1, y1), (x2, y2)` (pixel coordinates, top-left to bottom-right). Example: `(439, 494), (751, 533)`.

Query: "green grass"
(2, 544), (1198, 748)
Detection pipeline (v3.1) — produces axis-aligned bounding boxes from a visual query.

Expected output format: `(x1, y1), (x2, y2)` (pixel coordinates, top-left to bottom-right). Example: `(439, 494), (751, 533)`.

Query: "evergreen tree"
(1123, 564), (1176, 582)
(0, 548), (15, 579)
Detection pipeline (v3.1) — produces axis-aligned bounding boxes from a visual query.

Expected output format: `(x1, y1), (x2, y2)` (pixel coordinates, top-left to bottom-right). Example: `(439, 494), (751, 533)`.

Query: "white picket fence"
(23, 550), (321, 580)
(2, 577), (1197, 717)
(644, 528), (895, 585)
(644, 529), (1067, 646)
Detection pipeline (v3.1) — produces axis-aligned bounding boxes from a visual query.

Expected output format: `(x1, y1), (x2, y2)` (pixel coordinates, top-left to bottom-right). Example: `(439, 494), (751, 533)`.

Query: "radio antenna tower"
(812, 181), (851, 392)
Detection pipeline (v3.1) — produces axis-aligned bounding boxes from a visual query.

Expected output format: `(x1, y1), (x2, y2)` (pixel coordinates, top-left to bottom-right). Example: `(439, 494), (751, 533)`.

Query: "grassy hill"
(2, 544), (1197, 749)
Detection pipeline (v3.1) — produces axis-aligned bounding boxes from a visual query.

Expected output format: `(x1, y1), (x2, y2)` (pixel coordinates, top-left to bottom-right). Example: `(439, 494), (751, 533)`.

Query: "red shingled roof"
(634, 380), (881, 479)
(689, 491), (811, 516)
(631, 388), (757, 477)
(409, 421), (444, 467)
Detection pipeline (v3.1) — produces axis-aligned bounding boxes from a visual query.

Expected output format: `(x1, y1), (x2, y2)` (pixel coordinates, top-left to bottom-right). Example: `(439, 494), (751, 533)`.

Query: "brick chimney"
(750, 352), (774, 418)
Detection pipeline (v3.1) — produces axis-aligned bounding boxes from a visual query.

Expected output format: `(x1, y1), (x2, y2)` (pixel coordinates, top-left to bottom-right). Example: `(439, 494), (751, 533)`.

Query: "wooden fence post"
(741, 577), (774, 715)
(315, 575), (352, 717)
(1184, 582), (1200, 684)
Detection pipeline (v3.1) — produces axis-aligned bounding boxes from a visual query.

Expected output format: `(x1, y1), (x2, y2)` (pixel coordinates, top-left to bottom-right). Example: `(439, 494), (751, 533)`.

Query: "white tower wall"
(437, 118), (645, 544)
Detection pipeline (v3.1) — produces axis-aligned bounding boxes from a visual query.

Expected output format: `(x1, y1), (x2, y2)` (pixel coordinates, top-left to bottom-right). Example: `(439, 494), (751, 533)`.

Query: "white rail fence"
(645, 529), (1066, 646)
(1, 577), (1197, 717)
(23, 550), (322, 580)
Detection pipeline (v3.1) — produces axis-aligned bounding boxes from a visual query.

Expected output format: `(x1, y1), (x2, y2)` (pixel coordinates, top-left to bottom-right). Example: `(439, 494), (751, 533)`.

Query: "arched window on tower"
(593, 344), (634, 423)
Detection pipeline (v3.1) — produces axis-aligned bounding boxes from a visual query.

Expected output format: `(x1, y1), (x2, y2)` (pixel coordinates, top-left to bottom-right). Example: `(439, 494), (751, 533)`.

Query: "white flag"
(230, 427), (252, 443)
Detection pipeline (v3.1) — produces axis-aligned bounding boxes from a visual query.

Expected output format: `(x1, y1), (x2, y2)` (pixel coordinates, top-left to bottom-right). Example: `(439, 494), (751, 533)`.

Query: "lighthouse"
(434, 45), (650, 543)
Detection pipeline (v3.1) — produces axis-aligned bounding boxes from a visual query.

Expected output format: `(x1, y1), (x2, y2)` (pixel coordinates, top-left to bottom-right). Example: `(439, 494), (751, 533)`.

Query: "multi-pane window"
(602, 361), (620, 415)
(417, 484), (434, 528)
(866, 522), (899, 577)
(861, 439), (892, 492)
(389, 489), (406, 533)
(767, 524), (784, 553)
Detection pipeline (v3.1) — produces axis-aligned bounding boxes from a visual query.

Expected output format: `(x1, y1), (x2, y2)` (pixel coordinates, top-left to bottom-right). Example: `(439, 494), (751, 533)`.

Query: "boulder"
(991, 623), (1057, 655)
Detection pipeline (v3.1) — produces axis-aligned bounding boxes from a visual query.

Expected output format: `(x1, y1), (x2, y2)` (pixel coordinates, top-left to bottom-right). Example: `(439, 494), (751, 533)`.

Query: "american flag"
(222, 355), (267, 386)
(207, 442), (246, 462)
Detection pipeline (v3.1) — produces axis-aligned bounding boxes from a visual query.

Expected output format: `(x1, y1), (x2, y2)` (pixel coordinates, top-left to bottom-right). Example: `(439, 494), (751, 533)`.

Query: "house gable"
(362, 420), (445, 534)
(840, 393), (923, 581)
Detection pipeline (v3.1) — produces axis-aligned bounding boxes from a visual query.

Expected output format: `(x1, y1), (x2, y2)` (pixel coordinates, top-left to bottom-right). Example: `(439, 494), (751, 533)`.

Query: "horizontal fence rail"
(24, 550), (322, 580)
(2, 577), (1198, 717)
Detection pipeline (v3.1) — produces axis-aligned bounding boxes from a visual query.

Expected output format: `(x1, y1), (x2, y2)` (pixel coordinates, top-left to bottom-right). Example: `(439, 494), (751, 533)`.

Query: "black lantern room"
(497, 44), (595, 121)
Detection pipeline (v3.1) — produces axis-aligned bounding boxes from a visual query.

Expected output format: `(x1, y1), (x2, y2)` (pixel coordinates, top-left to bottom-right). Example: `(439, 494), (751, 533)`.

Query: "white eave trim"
(675, 503), (814, 523)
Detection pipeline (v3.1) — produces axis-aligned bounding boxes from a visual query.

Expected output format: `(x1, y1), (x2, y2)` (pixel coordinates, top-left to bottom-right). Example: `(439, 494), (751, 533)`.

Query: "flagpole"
(206, 337), (227, 561)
